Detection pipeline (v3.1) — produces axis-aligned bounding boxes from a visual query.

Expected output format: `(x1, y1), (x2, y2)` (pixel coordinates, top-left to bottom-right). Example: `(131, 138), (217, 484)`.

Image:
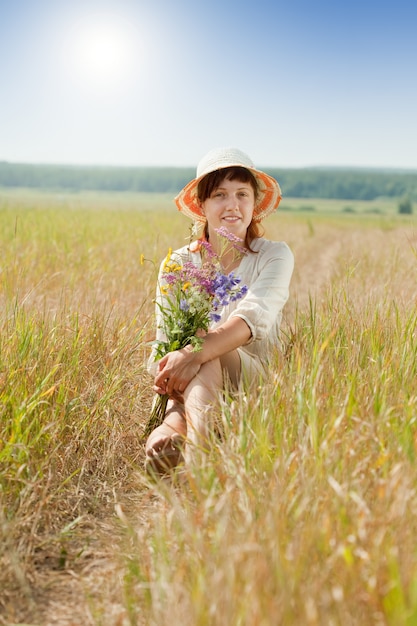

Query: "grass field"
(1, 189), (417, 625)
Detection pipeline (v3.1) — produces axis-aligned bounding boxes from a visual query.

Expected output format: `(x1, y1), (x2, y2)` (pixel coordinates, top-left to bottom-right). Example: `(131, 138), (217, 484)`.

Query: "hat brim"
(174, 165), (282, 223)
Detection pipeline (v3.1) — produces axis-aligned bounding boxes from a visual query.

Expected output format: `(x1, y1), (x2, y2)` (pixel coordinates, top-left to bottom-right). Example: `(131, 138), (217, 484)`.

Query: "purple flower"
(199, 239), (217, 259)
(214, 227), (248, 255)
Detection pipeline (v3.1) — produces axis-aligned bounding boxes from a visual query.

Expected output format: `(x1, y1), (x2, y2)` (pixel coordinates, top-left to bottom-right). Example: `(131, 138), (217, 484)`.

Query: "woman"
(145, 147), (294, 474)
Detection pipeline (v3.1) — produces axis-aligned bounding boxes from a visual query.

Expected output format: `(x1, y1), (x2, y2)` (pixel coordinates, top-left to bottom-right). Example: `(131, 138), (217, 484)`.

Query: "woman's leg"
(145, 399), (187, 472)
(182, 351), (242, 462)
(145, 349), (242, 471)
(182, 358), (222, 462)
(219, 350), (242, 387)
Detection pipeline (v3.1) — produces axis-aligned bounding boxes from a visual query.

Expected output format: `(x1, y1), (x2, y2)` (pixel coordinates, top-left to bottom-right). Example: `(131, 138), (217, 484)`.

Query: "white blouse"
(148, 237), (294, 372)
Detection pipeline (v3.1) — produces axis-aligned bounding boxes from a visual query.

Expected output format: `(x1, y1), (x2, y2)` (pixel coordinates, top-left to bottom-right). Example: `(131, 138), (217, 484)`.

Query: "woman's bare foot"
(145, 402), (187, 475)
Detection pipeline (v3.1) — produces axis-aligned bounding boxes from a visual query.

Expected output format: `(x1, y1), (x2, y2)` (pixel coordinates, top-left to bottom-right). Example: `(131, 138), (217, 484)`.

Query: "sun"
(65, 12), (138, 91)
(76, 24), (128, 80)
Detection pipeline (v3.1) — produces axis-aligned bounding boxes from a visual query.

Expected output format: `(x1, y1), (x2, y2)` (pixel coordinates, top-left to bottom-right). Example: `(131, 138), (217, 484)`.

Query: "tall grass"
(122, 301), (417, 626)
(1, 190), (417, 625)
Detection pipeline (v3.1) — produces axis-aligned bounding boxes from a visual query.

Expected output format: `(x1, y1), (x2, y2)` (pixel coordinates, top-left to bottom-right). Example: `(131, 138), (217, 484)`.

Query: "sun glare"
(64, 12), (139, 91)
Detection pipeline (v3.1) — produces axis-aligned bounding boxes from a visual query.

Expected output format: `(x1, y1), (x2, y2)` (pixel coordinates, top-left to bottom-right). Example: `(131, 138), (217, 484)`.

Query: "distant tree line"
(0, 162), (416, 201)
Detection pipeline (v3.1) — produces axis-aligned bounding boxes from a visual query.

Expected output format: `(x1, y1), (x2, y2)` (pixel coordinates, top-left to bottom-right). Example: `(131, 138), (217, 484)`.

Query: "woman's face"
(200, 177), (255, 241)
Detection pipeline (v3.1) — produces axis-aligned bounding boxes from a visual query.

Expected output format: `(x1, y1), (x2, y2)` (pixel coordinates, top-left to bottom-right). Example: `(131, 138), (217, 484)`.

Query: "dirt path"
(5, 479), (152, 625)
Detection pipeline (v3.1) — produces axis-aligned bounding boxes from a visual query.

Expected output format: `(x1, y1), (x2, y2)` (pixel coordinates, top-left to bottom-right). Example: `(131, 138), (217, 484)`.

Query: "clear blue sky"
(1, 0), (416, 169)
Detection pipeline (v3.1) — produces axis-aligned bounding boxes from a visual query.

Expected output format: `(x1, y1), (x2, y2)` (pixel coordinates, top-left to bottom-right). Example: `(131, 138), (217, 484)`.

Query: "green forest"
(1, 161), (417, 201)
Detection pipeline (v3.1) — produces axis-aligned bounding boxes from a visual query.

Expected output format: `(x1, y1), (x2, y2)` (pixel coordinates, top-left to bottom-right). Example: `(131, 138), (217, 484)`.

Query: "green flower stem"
(143, 393), (169, 438)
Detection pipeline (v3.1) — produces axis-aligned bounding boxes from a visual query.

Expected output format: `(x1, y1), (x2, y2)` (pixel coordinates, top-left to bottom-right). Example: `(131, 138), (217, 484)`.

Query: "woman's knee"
(181, 360), (222, 414)
(188, 358), (222, 392)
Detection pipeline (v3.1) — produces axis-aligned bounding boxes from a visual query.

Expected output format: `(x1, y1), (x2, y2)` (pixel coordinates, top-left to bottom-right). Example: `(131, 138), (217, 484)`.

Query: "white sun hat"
(174, 147), (282, 223)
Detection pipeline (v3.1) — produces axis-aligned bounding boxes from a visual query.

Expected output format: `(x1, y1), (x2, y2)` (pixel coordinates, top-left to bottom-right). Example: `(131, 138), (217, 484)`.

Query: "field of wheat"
(1, 189), (417, 625)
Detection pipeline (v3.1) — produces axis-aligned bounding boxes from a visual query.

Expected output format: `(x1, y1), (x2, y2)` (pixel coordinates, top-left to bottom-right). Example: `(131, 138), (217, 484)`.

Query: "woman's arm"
(153, 316), (251, 396)
(228, 242), (294, 342)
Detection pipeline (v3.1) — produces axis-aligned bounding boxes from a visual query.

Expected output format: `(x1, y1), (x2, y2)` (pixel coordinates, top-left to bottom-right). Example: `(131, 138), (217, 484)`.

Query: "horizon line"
(1, 159), (417, 174)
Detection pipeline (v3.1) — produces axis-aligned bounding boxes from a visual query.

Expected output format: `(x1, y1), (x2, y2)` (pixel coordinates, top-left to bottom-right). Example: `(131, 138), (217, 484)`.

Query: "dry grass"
(1, 190), (417, 625)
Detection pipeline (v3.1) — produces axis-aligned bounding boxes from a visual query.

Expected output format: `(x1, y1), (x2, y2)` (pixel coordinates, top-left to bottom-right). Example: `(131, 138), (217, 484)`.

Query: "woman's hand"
(153, 345), (202, 397)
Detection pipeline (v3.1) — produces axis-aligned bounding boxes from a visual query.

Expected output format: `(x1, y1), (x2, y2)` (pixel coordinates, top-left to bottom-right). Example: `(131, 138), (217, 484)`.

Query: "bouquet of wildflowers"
(143, 228), (248, 437)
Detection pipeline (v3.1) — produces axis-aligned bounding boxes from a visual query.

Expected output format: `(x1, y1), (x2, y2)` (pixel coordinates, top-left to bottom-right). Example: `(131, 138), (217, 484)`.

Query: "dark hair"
(197, 166), (264, 249)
